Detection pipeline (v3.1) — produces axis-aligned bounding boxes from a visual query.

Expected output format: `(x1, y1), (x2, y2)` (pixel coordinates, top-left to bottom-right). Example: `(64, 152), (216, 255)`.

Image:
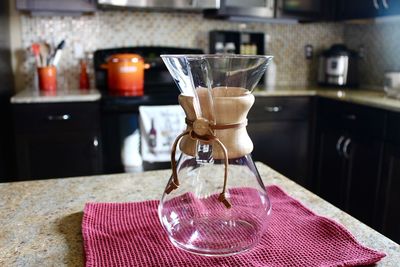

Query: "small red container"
(38, 66), (57, 92)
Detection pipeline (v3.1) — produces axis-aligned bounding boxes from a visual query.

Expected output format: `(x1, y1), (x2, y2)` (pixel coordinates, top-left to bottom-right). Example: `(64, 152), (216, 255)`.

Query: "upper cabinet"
(276, 0), (335, 21)
(16, 0), (97, 15)
(378, 0), (400, 16)
(336, 0), (400, 20)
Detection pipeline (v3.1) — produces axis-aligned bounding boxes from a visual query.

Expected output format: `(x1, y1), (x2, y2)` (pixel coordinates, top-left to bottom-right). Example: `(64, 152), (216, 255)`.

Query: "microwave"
(204, 0), (275, 21)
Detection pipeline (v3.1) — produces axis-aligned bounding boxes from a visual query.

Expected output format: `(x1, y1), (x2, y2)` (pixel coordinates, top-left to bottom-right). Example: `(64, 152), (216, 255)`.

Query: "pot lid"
(108, 53), (143, 62)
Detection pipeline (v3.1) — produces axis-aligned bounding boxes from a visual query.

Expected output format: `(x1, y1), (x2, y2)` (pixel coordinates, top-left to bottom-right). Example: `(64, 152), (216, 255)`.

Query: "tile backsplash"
(20, 11), (344, 91)
(343, 20), (400, 88)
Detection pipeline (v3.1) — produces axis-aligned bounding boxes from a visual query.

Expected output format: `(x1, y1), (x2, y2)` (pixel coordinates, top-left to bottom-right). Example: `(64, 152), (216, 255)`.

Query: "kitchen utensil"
(39, 42), (50, 67)
(318, 44), (359, 87)
(159, 54), (272, 256)
(101, 53), (146, 96)
(51, 40), (66, 67)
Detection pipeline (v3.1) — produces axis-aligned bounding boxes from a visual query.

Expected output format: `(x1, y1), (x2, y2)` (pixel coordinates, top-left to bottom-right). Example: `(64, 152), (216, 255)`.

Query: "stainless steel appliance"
(95, 46), (203, 174)
(318, 44), (359, 87)
(97, 0), (218, 10)
(204, 0), (275, 21)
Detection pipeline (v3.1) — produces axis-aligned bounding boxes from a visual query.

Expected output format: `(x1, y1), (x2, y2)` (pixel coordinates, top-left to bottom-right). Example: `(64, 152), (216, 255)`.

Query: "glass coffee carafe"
(158, 55), (273, 257)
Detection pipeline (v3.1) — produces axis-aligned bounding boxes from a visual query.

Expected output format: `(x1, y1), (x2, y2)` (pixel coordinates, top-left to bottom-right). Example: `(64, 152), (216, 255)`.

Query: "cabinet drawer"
(13, 102), (100, 133)
(249, 96), (310, 122)
(317, 98), (386, 139)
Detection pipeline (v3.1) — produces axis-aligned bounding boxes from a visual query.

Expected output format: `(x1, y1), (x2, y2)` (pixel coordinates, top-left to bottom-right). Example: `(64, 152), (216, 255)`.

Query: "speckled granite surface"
(255, 88), (400, 113)
(10, 86), (400, 113)
(0, 163), (399, 266)
(11, 88), (101, 103)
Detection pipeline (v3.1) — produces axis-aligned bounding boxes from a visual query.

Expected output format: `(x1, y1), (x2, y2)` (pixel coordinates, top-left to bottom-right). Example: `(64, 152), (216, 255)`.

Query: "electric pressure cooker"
(318, 44), (359, 87)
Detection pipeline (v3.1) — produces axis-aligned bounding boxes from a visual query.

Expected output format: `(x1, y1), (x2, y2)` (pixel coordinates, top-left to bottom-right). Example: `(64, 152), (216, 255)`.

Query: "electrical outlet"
(74, 42), (84, 59)
(305, 44), (313, 60)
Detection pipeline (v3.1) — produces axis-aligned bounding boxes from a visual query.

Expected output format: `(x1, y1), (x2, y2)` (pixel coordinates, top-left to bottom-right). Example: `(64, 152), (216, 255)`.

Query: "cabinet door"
(248, 120), (309, 186)
(376, 144), (400, 244)
(345, 136), (383, 227)
(315, 130), (348, 209)
(16, 131), (102, 180)
(379, 0), (400, 16)
(336, 0), (379, 20)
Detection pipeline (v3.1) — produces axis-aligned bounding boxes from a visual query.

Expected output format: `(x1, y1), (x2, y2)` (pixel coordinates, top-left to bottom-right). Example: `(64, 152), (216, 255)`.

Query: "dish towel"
(82, 185), (385, 267)
(139, 105), (185, 163)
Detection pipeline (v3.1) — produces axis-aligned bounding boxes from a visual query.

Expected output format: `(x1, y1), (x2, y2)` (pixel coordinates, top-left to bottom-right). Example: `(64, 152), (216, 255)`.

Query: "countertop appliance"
(95, 46), (203, 174)
(318, 44), (359, 87)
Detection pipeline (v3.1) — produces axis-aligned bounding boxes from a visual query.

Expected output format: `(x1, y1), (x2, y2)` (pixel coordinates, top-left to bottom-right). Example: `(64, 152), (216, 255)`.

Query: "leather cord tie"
(166, 117), (247, 209)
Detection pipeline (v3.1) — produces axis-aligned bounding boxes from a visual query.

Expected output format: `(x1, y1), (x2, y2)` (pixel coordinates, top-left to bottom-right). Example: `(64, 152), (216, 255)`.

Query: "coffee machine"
(318, 44), (359, 87)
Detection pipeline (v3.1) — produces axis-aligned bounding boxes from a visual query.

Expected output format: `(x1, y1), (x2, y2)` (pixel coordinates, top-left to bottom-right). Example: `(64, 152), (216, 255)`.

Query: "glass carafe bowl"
(158, 55), (273, 257)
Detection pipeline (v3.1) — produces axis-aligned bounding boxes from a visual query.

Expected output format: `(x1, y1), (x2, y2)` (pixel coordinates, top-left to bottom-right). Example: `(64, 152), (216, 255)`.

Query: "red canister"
(38, 66), (57, 92)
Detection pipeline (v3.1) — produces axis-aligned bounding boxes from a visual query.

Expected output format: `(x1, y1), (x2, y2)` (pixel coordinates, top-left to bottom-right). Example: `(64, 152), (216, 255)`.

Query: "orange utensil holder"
(38, 66), (57, 92)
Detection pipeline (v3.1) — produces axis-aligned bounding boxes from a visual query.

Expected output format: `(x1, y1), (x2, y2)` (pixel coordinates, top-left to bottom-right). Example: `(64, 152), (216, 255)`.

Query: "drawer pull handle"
(265, 106), (282, 113)
(343, 137), (352, 159)
(344, 114), (357, 120)
(336, 135), (346, 156)
(373, 0), (380, 9)
(47, 114), (71, 121)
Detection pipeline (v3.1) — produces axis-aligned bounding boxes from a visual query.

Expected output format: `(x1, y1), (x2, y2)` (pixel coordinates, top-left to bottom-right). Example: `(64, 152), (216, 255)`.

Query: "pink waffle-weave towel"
(82, 185), (385, 267)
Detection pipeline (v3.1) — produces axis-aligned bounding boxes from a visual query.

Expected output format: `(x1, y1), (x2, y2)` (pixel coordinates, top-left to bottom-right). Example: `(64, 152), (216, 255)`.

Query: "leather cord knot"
(166, 117), (247, 209)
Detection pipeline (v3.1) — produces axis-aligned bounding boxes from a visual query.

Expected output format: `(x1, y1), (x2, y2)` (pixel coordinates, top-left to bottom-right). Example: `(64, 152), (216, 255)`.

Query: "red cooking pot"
(101, 54), (149, 96)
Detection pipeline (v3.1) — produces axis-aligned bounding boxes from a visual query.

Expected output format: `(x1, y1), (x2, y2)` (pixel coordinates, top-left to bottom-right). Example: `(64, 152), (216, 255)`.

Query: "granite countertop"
(9, 86), (400, 113)
(255, 87), (400, 112)
(0, 163), (399, 266)
(10, 88), (101, 104)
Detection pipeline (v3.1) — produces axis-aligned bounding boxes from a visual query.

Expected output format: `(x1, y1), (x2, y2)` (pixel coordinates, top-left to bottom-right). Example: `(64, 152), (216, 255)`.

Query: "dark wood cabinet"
(315, 98), (386, 228)
(379, 0), (400, 16)
(336, 0), (400, 20)
(375, 112), (400, 244)
(315, 130), (347, 208)
(377, 144), (400, 244)
(336, 0), (379, 20)
(276, 0), (335, 21)
(344, 135), (384, 227)
(13, 102), (103, 180)
(248, 96), (312, 187)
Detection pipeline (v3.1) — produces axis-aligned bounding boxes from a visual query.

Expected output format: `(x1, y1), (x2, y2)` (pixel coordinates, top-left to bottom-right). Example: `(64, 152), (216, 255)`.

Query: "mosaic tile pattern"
(344, 20), (400, 88)
(20, 11), (344, 91)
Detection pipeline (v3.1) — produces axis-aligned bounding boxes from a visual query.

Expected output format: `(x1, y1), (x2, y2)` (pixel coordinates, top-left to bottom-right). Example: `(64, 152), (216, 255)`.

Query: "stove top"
(94, 46), (203, 96)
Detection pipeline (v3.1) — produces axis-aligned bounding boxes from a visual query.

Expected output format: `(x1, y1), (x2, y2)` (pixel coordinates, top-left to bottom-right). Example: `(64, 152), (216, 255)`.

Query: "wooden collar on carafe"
(167, 116), (247, 209)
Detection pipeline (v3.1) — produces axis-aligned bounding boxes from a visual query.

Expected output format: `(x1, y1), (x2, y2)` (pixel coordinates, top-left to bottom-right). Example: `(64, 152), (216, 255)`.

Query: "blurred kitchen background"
(9, 3), (400, 91)
(2, 0), (400, 243)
